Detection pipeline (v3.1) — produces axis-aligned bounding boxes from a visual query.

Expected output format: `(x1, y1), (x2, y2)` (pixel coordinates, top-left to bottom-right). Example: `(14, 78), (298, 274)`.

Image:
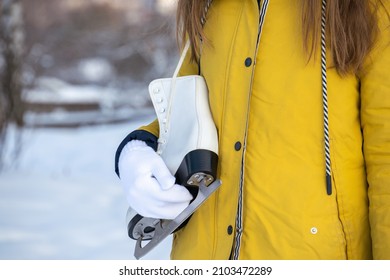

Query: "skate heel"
(174, 149), (218, 219)
(175, 149), (218, 187)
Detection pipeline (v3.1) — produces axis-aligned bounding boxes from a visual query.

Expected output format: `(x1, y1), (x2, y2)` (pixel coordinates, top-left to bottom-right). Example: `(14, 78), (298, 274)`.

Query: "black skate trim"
(174, 149), (219, 231)
(175, 149), (219, 187)
(114, 129), (158, 177)
(128, 214), (155, 241)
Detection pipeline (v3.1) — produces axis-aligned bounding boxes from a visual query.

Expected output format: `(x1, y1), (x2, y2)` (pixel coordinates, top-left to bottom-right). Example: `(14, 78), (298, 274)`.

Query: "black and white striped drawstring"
(320, 0), (332, 195)
(201, 0), (213, 26)
(198, 0), (213, 73)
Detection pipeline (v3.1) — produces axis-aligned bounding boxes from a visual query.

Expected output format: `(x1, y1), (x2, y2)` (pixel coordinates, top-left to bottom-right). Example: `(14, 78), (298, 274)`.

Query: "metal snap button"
(245, 57), (252, 67)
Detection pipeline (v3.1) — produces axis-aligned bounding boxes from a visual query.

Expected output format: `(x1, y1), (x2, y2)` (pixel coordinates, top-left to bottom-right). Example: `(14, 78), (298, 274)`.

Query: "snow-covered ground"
(23, 76), (152, 127)
(0, 114), (172, 260)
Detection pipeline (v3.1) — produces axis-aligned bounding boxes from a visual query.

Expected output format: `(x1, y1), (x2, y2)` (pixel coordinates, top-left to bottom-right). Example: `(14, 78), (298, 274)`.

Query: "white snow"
(25, 77), (117, 104)
(23, 77), (152, 127)
(78, 58), (114, 83)
(0, 114), (172, 260)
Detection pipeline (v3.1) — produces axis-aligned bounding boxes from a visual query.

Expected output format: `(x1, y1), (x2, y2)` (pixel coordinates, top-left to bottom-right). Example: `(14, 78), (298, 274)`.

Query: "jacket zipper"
(232, 0), (270, 260)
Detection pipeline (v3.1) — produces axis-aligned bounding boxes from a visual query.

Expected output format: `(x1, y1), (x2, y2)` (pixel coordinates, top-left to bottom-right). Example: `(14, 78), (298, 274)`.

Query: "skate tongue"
(133, 179), (222, 259)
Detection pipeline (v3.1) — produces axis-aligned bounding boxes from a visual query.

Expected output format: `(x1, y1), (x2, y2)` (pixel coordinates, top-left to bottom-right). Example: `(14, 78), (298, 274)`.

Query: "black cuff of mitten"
(114, 130), (158, 178)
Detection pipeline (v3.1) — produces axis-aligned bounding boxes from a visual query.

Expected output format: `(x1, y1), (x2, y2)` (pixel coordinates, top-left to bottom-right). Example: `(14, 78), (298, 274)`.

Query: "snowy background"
(0, 0), (178, 260)
(0, 114), (173, 260)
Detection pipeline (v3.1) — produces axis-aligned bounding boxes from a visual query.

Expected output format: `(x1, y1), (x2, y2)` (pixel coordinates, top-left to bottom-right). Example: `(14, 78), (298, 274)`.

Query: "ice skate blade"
(134, 178), (222, 260)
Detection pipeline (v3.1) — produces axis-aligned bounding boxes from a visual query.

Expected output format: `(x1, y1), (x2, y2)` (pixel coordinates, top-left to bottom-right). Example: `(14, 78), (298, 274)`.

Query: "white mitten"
(118, 140), (193, 219)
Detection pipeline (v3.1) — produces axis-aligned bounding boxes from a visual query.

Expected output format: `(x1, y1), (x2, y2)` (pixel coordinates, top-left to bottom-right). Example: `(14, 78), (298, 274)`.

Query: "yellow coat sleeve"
(137, 43), (199, 137)
(360, 3), (390, 259)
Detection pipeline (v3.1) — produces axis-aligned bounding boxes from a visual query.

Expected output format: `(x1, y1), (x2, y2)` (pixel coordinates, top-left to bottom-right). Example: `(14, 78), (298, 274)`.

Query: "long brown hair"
(176, 0), (385, 75)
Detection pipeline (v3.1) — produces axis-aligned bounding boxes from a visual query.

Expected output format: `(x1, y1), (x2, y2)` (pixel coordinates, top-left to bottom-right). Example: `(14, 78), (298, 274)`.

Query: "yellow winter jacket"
(136, 0), (390, 259)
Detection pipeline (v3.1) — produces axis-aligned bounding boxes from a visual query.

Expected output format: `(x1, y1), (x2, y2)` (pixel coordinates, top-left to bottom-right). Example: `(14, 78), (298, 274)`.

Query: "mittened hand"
(118, 140), (193, 219)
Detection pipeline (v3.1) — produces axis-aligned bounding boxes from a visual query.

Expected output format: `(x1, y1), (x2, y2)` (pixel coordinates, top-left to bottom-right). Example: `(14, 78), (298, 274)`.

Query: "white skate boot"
(127, 41), (221, 260)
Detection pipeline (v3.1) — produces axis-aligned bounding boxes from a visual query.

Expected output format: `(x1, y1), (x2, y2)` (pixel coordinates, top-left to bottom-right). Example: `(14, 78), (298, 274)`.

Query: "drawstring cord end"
(326, 174), (332, 195)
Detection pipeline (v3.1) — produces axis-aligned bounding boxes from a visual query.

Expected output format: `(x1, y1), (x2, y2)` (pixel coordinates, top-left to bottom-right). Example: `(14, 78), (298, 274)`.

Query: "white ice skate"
(126, 41), (221, 260)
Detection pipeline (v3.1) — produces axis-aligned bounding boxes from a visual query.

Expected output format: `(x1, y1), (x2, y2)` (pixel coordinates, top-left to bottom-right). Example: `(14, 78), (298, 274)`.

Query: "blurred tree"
(0, 0), (25, 167)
